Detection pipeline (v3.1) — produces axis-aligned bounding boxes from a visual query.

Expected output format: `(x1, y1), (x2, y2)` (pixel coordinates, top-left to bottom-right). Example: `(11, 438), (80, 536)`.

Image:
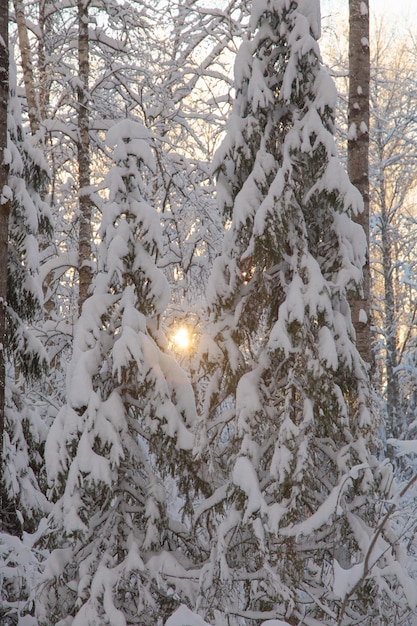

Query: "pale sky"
(372, 0), (415, 13)
(322, 0), (417, 20)
(321, 0), (417, 37)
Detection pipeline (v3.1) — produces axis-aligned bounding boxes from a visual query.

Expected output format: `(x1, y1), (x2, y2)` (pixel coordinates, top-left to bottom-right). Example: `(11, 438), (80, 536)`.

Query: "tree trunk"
(38, 0), (51, 123)
(13, 0), (40, 136)
(0, 0), (9, 506)
(348, 0), (371, 364)
(376, 140), (402, 438)
(77, 0), (93, 314)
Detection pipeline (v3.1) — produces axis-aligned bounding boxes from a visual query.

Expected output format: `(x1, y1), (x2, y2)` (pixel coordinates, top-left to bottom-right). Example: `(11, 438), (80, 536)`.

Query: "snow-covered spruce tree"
(1, 55), (51, 534)
(194, 1), (414, 624)
(0, 55), (52, 625)
(37, 120), (199, 626)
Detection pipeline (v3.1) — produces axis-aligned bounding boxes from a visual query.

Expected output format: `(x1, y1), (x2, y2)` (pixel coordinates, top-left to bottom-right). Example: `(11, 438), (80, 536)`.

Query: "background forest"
(1, 0), (417, 625)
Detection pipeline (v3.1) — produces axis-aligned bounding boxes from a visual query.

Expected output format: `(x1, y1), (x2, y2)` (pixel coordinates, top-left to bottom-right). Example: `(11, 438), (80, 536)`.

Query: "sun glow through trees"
(172, 326), (192, 351)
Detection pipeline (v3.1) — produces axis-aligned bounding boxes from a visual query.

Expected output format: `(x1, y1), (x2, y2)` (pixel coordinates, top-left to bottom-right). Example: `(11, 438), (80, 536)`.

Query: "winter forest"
(2, 0), (417, 624)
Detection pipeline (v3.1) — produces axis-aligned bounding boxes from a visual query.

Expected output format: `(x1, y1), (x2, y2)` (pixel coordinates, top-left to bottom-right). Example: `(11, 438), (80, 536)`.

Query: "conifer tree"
(1, 55), (51, 534)
(195, 1), (413, 624)
(1, 55), (52, 625)
(37, 120), (199, 625)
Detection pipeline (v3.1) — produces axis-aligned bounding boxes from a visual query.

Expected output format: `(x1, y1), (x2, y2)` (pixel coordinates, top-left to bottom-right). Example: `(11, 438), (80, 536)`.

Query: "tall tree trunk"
(376, 133), (402, 438)
(38, 0), (50, 123)
(380, 206), (401, 436)
(13, 0), (40, 136)
(77, 0), (93, 314)
(348, 0), (371, 363)
(0, 0), (9, 509)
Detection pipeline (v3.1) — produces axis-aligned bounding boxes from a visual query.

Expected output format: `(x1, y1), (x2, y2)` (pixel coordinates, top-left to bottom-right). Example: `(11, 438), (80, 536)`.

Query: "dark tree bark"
(77, 0), (93, 314)
(348, 0), (371, 363)
(0, 0), (9, 509)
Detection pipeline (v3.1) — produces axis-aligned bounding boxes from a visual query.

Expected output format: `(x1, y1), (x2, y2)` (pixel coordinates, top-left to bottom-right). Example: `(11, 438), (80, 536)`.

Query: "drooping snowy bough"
(195, 1), (415, 624)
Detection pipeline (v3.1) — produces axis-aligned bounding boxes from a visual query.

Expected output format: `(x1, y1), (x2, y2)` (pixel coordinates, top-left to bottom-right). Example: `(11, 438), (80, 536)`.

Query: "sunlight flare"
(172, 326), (192, 351)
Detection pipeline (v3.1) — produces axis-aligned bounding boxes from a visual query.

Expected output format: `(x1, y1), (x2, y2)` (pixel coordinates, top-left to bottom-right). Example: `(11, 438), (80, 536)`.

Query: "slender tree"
(195, 1), (413, 624)
(13, 0), (41, 137)
(77, 0), (93, 313)
(348, 0), (371, 363)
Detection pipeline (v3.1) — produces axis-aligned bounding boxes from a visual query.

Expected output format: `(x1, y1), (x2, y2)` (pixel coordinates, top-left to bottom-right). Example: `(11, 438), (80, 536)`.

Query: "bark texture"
(77, 0), (93, 314)
(348, 0), (371, 364)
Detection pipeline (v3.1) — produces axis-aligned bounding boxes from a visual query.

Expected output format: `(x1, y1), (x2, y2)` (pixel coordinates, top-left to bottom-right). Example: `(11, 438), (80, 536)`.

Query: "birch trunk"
(13, 0), (40, 136)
